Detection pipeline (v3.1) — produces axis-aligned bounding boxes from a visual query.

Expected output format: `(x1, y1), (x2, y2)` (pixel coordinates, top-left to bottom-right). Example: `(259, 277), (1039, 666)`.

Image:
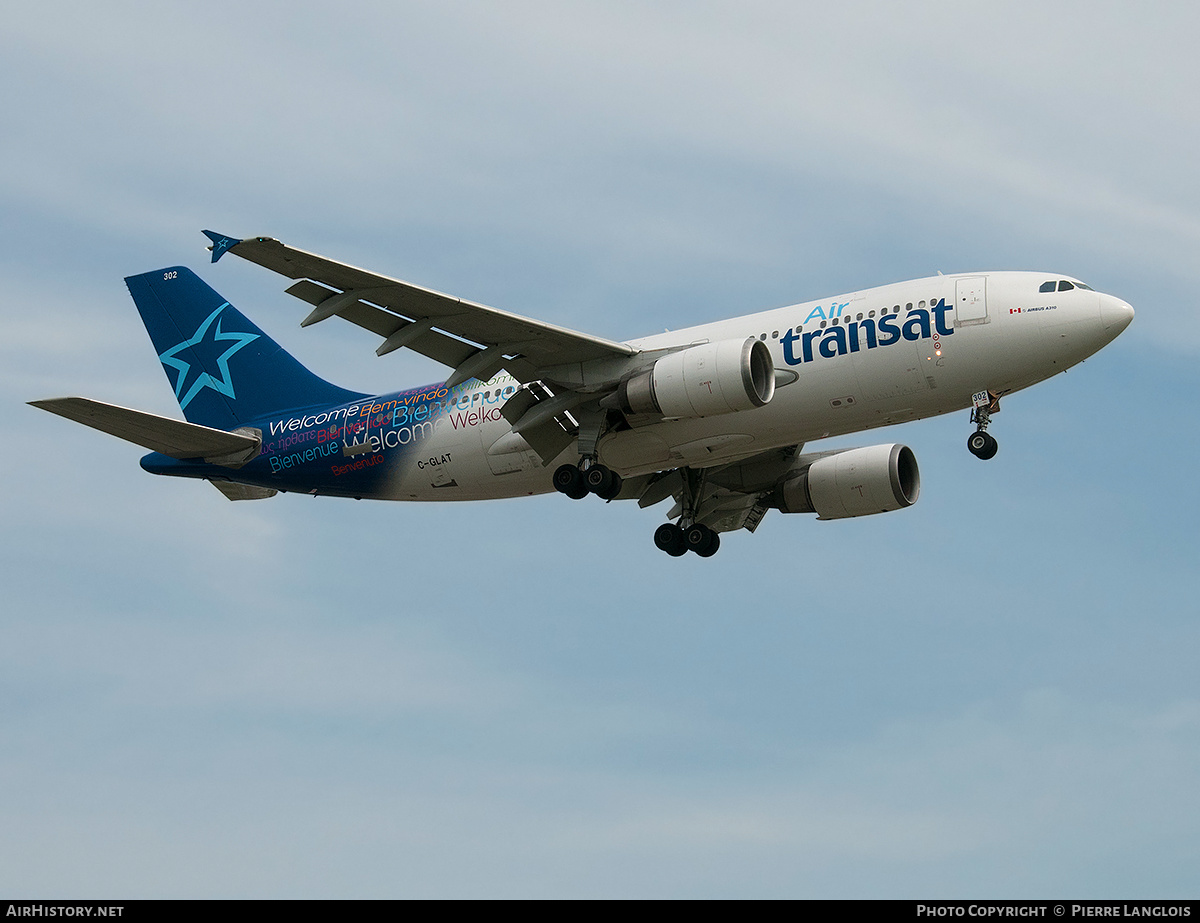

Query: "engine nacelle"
(617, 337), (775, 419)
(772, 444), (920, 520)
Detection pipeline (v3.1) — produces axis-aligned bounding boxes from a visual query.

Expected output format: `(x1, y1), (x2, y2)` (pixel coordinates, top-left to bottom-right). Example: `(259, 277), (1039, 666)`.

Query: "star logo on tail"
(159, 304), (260, 410)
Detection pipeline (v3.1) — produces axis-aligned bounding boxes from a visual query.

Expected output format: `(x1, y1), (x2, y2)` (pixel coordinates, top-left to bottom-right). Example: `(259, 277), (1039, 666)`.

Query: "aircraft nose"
(1100, 294), (1135, 335)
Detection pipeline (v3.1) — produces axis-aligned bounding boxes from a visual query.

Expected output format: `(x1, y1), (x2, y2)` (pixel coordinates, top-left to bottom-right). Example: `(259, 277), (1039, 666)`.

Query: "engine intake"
(773, 444), (920, 520)
(618, 337), (775, 419)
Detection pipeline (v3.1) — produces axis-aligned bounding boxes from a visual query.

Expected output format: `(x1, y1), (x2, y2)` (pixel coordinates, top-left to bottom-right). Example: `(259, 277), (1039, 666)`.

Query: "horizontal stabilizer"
(30, 397), (261, 465)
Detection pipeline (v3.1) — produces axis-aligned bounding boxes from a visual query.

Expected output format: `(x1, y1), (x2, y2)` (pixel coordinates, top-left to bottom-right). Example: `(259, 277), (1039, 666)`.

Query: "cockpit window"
(1043, 279), (1094, 293)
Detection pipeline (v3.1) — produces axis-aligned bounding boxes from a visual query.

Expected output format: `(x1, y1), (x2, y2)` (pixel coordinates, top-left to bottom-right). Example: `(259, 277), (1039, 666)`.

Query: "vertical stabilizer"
(126, 267), (365, 430)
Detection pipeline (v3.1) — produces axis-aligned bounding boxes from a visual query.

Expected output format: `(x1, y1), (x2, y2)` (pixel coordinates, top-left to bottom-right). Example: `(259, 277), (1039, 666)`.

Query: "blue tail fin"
(127, 267), (365, 430)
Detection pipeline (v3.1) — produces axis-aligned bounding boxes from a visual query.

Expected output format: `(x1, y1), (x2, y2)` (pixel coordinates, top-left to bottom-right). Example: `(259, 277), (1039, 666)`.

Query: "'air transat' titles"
(780, 299), (954, 366)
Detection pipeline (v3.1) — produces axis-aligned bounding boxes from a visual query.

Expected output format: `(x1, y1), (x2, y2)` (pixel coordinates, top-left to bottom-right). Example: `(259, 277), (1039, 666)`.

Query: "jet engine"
(615, 337), (775, 419)
(772, 444), (920, 520)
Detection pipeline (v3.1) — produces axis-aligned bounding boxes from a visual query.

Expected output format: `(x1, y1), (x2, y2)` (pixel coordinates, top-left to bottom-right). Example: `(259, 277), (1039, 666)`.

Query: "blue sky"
(2, 1), (1197, 897)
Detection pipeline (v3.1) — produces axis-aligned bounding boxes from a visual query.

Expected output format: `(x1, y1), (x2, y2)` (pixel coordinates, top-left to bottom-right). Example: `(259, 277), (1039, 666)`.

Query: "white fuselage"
(323, 271), (1133, 502)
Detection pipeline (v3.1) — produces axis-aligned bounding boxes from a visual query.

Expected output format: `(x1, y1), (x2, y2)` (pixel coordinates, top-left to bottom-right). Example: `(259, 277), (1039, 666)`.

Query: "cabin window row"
(762, 300), (932, 339)
(421, 385), (518, 408)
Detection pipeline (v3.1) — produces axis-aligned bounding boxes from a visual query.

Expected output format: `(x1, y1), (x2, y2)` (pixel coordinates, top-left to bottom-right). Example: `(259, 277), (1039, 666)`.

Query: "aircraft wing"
(205, 231), (635, 386)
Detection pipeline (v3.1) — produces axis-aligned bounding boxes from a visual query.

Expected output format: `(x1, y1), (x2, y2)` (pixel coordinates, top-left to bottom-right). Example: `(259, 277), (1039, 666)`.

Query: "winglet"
(201, 229), (242, 263)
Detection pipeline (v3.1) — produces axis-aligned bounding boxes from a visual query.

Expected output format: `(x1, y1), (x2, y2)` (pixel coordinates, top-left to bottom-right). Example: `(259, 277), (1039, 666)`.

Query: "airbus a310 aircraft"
(32, 231), (1134, 557)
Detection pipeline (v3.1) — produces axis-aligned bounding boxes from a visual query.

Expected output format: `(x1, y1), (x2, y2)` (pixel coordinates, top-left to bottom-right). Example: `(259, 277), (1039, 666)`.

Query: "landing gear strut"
(968, 390), (1000, 460)
(552, 411), (624, 501)
(653, 468), (722, 558)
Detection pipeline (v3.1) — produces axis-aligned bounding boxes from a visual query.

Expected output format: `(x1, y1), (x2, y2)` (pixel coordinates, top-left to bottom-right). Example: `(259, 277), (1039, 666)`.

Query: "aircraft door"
(955, 277), (988, 325)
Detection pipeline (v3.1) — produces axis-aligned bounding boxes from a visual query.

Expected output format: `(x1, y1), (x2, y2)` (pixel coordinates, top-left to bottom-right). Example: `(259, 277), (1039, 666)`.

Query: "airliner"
(31, 231), (1134, 557)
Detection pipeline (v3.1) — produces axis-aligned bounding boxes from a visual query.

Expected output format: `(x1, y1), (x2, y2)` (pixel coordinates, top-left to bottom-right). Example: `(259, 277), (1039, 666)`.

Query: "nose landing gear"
(968, 389), (1000, 460)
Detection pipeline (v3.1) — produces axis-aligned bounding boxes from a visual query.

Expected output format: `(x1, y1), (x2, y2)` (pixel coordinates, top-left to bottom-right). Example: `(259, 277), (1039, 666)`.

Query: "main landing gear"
(553, 461), (622, 501)
(652, 467), (722, 558)
(653, 522), (720, 558)
(968, 390), (1000, 460)
(554, 460), (724, 558)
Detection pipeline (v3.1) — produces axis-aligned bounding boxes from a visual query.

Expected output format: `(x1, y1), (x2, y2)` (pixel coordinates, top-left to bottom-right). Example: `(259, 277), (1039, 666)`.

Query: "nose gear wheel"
(967, 430), (998, 459)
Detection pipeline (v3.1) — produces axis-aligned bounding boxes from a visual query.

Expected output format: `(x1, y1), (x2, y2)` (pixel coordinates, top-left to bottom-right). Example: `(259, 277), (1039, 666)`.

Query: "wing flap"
(697, 489), (770, 534)
(631, 445), (803, 534)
